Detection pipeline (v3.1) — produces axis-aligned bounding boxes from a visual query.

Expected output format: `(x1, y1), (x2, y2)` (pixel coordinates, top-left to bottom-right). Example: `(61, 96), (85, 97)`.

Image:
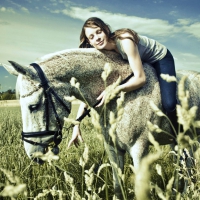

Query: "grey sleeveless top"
(116, 35), (167, 63)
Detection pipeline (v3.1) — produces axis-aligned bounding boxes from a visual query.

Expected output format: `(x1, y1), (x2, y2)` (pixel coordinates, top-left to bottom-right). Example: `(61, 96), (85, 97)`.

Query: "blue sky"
(0, 0), (200, 91)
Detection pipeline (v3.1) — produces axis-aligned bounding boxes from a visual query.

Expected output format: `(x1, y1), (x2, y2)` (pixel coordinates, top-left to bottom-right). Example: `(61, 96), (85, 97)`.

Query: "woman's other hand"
(96, 90), (106, 107)
(68, 125), (83, 148)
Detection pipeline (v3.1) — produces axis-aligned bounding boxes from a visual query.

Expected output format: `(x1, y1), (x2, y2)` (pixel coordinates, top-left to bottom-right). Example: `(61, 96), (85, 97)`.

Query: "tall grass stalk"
(1, 72), (200, 199)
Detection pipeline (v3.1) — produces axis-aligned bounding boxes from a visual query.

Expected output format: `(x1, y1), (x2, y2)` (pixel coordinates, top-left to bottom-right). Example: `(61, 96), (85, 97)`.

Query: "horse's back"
(116, 67), (200, 148)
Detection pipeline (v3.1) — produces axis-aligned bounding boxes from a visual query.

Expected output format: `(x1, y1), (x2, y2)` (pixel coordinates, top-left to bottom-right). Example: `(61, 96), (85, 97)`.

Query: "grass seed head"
(154, 185), (165, 200)
(1, 184), (26, 198)
(156, 164), (162, 176)
(0, 168), (19, 184)
(83, 143), (89, 164)
(64, 95), (77, 102)
(177, 133), (194, 149)
(147, 121), (163, 134)
(97, 163), (111, 176)
(135, 153), (160, 200)
(117, 91), (125, 107)
(149, 101), (165, 117)
(79, 143), (89, 168)
(161, 74), (177, 82)
(70, 77), (77, 87)
(104, 77), (121, 105)
(34, 151), (59, 165)
(166, 177), (174, 198)
(177, 105), (197, 132)
(64, 117), (80, 126)
(148, 132), (161, 151)
(178, 76), (189, 109)
(101, 63), (112, 81)
(84, 164), (95, 191)
(64, 172), (74, 185)
(70, 77), (80, 89)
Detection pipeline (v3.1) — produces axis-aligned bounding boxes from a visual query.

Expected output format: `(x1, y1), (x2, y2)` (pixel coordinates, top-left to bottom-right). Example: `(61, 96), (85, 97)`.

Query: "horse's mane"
(36, 48), (99, 63)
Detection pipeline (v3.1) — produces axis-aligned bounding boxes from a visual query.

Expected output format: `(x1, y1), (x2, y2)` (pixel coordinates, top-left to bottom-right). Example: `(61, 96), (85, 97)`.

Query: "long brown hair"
(112, 28), (139, 44)
(79, 17), (139, 48)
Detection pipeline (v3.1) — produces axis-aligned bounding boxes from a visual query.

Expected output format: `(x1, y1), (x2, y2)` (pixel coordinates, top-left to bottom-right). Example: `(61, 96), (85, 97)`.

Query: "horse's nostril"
(30, 154), (44, 165)
(51, 146), (60, 155)
(32, 157), (44, 165)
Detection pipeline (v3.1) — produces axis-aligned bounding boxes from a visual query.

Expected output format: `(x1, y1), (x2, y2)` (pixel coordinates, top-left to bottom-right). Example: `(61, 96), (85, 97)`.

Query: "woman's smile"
(97, 40), (104, 46)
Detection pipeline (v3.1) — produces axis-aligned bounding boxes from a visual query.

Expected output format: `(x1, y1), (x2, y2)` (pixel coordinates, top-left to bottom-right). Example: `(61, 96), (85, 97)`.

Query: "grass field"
(0, 100), (20, 107)
(0, 102), (200, 199)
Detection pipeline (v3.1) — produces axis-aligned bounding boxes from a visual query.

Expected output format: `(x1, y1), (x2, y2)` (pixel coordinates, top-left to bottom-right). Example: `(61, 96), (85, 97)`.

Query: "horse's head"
(2, 61), (71, 164)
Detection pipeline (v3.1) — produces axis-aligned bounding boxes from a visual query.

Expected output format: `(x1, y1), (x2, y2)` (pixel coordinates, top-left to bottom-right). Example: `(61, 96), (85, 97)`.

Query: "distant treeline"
(0, 89), (16, 100)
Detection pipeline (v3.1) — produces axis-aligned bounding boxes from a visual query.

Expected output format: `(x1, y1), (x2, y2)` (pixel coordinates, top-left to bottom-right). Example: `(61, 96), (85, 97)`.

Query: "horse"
(2, 48), (200, 199)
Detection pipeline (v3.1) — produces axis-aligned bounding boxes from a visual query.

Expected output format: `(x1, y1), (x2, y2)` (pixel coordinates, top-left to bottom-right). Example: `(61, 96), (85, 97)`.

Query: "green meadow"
(0, 102), (199, 199)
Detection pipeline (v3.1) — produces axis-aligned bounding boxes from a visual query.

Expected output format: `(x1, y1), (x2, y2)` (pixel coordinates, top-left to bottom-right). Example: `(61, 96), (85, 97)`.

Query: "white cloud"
(21, 7), (29, 13)
(5, 0), (29, 13)
(177, 18), (192, 26)
(51, 5), (200, 41)
(0, 7), (15, 13)
(175, 51), (200, 71)
(0, 7), (6, 11)
(169, 10), (178, 16)
(51, 6), (179, 38)
(183, 22), (200, 40)
(0, 5), (29, 14)
(181, 53), (198, 58)
(175, 19), (200, 40)
(153, 0), (164, 3)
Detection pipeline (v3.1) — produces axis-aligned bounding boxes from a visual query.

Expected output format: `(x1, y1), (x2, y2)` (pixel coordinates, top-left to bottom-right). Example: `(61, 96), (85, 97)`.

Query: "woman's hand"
(96, 90), (106, 107)
(68, 125), (83, 148)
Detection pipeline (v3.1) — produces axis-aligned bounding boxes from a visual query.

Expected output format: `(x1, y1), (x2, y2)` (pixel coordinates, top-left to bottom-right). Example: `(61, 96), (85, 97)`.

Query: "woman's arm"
(68, 102), (87, 148)
(118, 37), (146, 92)
(96, 36), (146, 107)
(76, 102), (88, 120)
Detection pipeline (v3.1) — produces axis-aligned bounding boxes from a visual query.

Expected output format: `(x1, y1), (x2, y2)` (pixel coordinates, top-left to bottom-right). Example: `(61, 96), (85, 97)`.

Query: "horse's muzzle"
(32, 157), (45, 165)
(51, 146), (60, 155)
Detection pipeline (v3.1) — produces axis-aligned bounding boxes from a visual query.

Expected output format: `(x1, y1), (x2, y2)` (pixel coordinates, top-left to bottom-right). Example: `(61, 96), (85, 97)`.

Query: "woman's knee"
(162, 100), (177, 113)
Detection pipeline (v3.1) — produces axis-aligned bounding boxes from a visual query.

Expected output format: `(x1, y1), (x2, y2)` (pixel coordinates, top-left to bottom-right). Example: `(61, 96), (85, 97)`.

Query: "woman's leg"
(152, 49), (177, 113)
(152, 49), (179, 135)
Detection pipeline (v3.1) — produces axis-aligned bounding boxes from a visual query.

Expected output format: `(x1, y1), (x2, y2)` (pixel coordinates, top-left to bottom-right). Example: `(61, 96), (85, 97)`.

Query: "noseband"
(21, 63), (71, 148)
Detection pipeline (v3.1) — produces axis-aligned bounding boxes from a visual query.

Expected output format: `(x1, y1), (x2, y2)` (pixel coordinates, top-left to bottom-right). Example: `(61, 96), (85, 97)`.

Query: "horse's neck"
(40, 48), (131, 105)
(69, 64), (105, 105)
(43, 55), (103, 105)
(62, 51), (131, 106)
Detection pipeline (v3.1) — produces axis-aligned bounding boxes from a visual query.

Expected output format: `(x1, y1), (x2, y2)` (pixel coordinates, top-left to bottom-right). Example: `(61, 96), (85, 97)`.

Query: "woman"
(68, 17), (177, 148)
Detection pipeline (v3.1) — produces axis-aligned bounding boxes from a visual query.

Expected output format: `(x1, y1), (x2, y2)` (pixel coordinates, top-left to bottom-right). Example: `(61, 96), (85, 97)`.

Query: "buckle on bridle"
(53, 130), (62, 146)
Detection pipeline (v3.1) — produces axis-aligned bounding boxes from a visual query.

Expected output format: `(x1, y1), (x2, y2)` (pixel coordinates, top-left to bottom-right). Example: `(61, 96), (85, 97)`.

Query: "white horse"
(2, 48), (200, 198)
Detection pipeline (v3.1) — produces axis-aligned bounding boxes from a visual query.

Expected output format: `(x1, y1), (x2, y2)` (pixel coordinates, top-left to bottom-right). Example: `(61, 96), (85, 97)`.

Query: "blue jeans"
(152, 49), (177, 113)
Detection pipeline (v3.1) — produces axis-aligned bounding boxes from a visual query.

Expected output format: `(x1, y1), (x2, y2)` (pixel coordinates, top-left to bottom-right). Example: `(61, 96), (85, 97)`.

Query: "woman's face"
(85, 26), (108, 50)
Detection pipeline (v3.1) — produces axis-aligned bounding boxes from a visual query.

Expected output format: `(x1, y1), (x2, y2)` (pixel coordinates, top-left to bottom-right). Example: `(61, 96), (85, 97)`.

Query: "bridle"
(21, 63), (71, 148)
(21, 62), (134, 151)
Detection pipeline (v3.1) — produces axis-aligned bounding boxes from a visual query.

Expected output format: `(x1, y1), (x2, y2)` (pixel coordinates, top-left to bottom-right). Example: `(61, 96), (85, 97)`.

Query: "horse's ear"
(8, 61), (36, 78)
(1, 63), (19, 76)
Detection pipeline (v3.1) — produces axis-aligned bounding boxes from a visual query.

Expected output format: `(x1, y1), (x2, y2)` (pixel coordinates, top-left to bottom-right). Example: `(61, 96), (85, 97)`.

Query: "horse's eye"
(29, 104), (40, 113)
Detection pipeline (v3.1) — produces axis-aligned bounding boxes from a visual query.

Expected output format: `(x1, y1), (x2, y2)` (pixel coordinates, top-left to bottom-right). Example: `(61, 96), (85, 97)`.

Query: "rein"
(76, 72), (134, 121)
(21, 63), (71, 148)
